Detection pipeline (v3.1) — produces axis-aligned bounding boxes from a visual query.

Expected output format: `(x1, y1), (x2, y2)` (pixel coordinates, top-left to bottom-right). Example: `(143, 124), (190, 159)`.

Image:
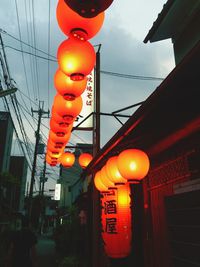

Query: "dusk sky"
(0, 0), (175, 192)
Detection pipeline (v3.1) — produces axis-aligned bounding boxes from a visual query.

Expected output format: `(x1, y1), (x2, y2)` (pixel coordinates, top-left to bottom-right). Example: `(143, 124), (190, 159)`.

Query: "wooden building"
(83, 1), (200, 266)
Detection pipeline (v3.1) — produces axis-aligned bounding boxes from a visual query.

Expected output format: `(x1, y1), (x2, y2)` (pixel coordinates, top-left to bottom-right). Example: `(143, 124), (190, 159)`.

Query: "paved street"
(36, 234), (57, 267)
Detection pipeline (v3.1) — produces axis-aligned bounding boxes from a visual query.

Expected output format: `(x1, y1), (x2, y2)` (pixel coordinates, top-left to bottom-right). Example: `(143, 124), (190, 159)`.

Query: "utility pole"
(41, 159), (47, 196)
(93, 46), (101, 156)
(28, 101), (49, 222)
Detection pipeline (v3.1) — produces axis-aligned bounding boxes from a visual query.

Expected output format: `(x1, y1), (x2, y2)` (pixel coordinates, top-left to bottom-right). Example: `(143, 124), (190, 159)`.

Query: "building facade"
(0, 111), (14, 173)
(82, 1), (200, 267)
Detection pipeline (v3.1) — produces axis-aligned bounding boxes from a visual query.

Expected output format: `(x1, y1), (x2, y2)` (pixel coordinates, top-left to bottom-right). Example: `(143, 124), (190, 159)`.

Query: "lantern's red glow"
(64, 0), (113, 18)
(100, 166), (115, 188)
(54, 69), (87, 100)
(78, 153), (93, 169)
(46, 154), (58, 165)
(57, 0), (104, 40)
(49, 130), (71, 144)
(53, 94), (83, 123)
(50, 118), (73, 136)
(57, 38), (96, 80)
(94, 171), (108, 192)
(117, 149), (150, 181)
(60, 152), (75, 168)
(101, 184), (132, 258)
(47, 150), (63, 160)
(106, 156), (126, 185)
(47, 140), (64, 151)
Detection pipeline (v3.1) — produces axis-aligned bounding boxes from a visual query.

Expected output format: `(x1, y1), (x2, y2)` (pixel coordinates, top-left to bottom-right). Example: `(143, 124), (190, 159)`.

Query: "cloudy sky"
(0, 0), (175, 191)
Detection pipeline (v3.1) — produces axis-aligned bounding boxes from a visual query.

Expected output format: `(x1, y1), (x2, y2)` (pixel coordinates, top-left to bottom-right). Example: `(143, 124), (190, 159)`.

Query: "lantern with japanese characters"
(54, 69), (87, 100)
(117, 149), (150, 182)
(101, 183), (132, 258)
(57, 38), (96, 81)
(78, 153), (93, 169)
(57, 0), (105, 40)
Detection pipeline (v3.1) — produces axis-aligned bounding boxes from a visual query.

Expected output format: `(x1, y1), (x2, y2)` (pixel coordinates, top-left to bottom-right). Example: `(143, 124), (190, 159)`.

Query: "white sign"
(54, 184), (61, 200)
(74, 69), (95, 129)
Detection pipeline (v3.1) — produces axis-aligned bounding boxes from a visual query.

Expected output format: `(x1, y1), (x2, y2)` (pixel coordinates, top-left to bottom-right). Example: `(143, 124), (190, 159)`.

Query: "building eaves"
(143, 0), (175, 43)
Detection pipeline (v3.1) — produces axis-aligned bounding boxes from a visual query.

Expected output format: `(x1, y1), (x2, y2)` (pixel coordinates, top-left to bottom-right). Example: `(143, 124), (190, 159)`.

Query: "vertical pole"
(92, 48), (101, 267)
(28, 105), (43, 221)
(93, 49), (101, 156)
(28, 101), (49, 223)
(41, 159), (47, 196)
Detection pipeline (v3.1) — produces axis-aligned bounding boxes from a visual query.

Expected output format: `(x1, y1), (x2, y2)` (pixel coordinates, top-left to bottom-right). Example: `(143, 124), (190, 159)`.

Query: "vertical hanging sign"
(73, 69), (94, 130)
(54, 184), (61, 200)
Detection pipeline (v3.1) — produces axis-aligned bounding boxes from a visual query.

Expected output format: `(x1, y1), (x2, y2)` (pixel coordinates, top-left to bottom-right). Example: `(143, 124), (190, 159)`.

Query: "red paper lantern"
(53, 94), (83, 123)
(47, 149), (63, 160)
(54, 69), (87, 100)
(94, 171), (108, 192)
(100, 166), (115, 188)
(47, 140), (65, 151)
(101, 184), (132, 259)
(78, 153), (93, 169)
(60, 151), (75, 168)
(106, 156), (126, 185)
(50, 118), (73, 136)
(64, 0), (113, 18)
(49, 130), (71, 144)
(117, 149), (150, 181)
(57, 0), (105, 40)
(46, 154), (58, 166)
(57, 38), (96, 81)
(51, 110), (71, 125)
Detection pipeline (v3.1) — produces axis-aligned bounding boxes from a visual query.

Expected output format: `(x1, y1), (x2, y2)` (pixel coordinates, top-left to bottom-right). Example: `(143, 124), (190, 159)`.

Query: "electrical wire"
(14, 0), (32, 108)
(0, 28), (56, 59)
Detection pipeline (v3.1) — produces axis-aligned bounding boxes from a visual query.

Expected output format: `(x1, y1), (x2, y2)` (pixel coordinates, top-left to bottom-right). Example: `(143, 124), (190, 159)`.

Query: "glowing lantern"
(54, 69), (87, 100)
(53, 94), (83, 123)
(117, 149), (150, 181)
(50, 118), (73, 136)
(47, 140), (65, 151)
(64, 0), (113, 18)
(60, 151), (75, 168)
(101, 184), (132, 259)
(49, 130), (71, 144)
(51, 111), (71, 125)
(94, 171), (108, 192)
(106, 156), (126, 185)
(78, 153), (93, 169)
(57, 38), (96, 81)
(57, 0), (105, 40)
(100, 166), (115, 188)
(46, 154), (58, 166)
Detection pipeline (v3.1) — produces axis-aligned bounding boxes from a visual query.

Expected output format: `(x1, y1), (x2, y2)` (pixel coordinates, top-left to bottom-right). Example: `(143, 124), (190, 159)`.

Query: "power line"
(4, 45), (164, 81)
(14, 0), (32, 108)
(0, 28), (56, 59)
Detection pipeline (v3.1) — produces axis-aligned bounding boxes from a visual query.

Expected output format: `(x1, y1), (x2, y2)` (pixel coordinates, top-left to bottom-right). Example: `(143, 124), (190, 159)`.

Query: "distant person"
(6, 217), (37, 267)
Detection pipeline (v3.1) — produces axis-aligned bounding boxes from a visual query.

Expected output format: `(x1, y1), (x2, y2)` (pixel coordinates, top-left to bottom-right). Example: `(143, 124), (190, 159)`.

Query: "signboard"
(54, 184), (61, 200)
(73, 70), (95, 129)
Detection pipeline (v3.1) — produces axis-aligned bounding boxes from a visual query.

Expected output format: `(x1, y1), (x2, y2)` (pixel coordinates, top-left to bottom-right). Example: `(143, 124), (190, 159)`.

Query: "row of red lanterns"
(46, 0), (108, 167)
(94, 149), (150, 191)
(97, 149), (150, 259)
